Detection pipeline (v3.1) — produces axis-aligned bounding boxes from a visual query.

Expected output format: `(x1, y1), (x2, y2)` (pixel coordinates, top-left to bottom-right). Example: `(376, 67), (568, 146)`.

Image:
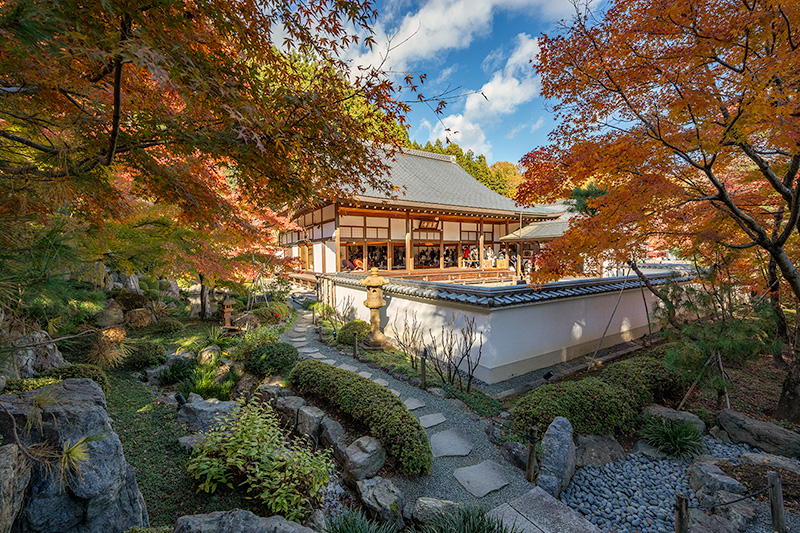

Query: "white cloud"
(434, 64), (458, 84)
(429, 114), (493, 159)
(505, 116), (545, 139)
(481, 47), (505, 74)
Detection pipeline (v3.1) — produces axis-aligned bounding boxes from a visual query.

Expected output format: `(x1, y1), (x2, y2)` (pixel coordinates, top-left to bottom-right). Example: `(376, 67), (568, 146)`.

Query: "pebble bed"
(561, 437), (756, 533)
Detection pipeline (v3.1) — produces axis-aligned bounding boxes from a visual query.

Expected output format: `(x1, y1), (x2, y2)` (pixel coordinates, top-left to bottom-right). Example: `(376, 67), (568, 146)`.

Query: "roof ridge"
(399, 147), (457, 164)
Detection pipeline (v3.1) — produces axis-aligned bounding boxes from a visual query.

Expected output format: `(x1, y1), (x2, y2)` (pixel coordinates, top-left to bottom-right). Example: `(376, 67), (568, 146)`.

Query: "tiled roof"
(323, 271), (693, 309)
(500, 219), (571, 241)
(356, 148), (562, 217)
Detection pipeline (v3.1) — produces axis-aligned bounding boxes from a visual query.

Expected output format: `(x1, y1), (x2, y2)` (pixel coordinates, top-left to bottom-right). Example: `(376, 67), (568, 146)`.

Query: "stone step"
(489, 487), (602, 533)
(337, 364), (357, 372)
(430, 428), (473, 458)
(320, 359), (336, 365)
(454, 460), (509, 498)
(358, 371), (372, 379)
(372, 378), (388, 387)
(389, 389), (400, 397)
(403, 398), (425, 411)
(418, 413), (446, 428)
(298, 347), (319, 353)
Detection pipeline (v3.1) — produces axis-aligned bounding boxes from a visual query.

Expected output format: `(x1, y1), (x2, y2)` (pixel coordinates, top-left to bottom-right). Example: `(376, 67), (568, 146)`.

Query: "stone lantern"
(221, 295), (233, 328)
(360, 267), (392, 349)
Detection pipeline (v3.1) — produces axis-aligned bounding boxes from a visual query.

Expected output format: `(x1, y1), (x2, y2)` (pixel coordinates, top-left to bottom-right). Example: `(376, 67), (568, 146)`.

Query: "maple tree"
(517, 0), (800, 419)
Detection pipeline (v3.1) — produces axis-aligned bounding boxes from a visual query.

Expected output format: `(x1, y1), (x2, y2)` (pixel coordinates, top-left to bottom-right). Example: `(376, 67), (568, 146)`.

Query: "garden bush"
(511, 377), (639, 435)
(138, 279), (150, 291)
(158, 280), (172, 292)
(337, 320), (370, 345)
(145, 289), (160, 301)
(178, 362), (239, 401)
(187, 401), (332, 521)
(325, 510), (398, 533)
(235, 326), (279, 361)
(126, 340), (166, 370)
(600, 356), (685, 408)
(251, 301), (290, 325)
(157, 358), (197, 385)
(289, 360), (432, 476)
(244, 342), (298, 378)
(151, 317), (185, 335)
(308, 301), (334, 315)
(20, 280), (106, 336)
(639, 416), (703, 458)
(420, 506), (520, 533)
(41, 363), (110, 394)
(114, 290), (150, 311)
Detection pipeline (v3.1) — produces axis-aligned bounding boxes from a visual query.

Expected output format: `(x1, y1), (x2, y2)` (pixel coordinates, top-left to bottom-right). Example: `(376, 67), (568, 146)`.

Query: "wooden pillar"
(406, 213), (412, 271)
(516, 244), (522, 278)
(334, 205), (340, 272)
(479, 218), (485, 270)
(439, 238), (444, 270)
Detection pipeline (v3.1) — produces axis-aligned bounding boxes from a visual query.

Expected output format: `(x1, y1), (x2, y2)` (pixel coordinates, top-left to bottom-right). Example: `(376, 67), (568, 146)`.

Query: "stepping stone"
(299, 347), (319, 353)
(372, 378), (388, 387)
(338, 364), (357, 372)
(358, 371), (372, 379)
(291, 342), (309, 348)
(403, 398), (425, 411)
(320, 359), (336, 365)
(490, 487), (602, 533)
(390, 389), (400, 396)
(418, 413), (446, 428)
(430, 429), (473, 458)
(309, 353), (325, 359)
(288, 337), (306, 342)
(454, 460), (509, 498)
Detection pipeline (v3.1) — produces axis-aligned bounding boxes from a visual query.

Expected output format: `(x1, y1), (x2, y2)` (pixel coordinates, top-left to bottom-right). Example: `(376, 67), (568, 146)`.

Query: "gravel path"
(281, 298), (534, 511)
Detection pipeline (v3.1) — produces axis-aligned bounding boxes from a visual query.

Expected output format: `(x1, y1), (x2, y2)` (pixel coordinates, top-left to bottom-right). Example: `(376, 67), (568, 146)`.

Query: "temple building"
(281, 148), (566, 282)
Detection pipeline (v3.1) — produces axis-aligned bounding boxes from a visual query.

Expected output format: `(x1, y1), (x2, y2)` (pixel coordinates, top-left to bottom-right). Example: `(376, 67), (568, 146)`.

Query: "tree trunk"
(199, 273), (209, 321)
(776, 359), (800, 422)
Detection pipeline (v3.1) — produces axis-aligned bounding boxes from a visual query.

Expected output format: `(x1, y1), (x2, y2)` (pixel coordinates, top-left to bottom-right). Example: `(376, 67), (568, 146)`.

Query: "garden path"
(282, 291), (596, 530)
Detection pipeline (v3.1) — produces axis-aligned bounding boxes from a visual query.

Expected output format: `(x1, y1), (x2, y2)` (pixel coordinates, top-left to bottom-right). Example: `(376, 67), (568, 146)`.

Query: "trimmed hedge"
(511, 377), (639, 435)
(127, 340), (166, 370)
(244, 342), (299, 378)
(600, 356), (686, 407)
(151, 317), (185, 335)
(289, 360), (432, 476)
(252, 301), (291, 325)
(41, 364), (110, 394)
(337, 320), (370, 345)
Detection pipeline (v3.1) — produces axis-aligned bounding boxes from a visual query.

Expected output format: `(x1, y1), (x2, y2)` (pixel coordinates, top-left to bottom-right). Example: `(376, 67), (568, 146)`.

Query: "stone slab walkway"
(490, 487), (602, 533)
(453, 460), (509, 497)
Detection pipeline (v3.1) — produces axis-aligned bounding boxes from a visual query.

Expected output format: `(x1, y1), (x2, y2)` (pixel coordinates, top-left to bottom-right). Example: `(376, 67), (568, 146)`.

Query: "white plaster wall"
(312, 242), (324, 273)
(391, 218), (406, 240)
(325, 240), (337, 273)
(330, 282), (660, 384)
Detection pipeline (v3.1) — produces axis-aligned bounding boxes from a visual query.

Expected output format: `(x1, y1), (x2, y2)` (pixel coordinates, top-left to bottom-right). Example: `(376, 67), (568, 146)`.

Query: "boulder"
(536, 416), (576, 498)
(644, 404), (706, 434)
(276, 396), (306, 431)
(0, 443), (32, 532)
(344, 436), (386, 486)
(177, 397), (238, 433)
(709, 425), (732, 444)
(0, 379), (148, 532)
(689, 512), (738, 533)
(501, 441), (528, 471)
(95, 300), (124, 328)
(4, 330), (68, 379)
(484, 423), (503, 445)
(178, 434), (205, 452)
(412, 497), (462, 526)
(356, 476), (405, 530)
(718, 409), (800, 457)
(145, 364), (169, 386)
(305, 509), (327, 533)
(232, 372), (261, 400)
(123, 273), (141, 293)
(631, 439), (668, 460)
(740, 452), (800, 475)
(0, 376), (5, 393)
(174, 509), (315, 532)
(688, 461), (746, 505)
(710, 490), (759, 529)
(320, 417), (348, 464)
(187, 392), (204, 404)
(297, 406), (325, 440)
(166, 280), (180, 299)
(255, 384), (292, 406)
(125, 308), (153, 328)
(575, 435), (625, 467)
(197, 345), (222, 365)
(157, 394), (179, 408)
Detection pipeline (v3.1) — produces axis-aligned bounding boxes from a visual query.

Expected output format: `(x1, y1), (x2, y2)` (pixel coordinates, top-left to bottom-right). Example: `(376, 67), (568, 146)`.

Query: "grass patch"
(105, 371), (248, 527)
(127, 319), (208, 353)
(443, 384), (502, 418)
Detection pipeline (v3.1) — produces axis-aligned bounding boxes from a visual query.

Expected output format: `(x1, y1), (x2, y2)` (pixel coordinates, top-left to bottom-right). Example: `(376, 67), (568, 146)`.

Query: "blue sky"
(348, 0), (579, 165)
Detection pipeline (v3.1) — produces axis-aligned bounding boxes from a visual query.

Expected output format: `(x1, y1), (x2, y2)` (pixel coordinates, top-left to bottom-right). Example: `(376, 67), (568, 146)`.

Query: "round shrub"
(158, 279), (172, 292)
(152, 317), (185, 335)
(41, 364), (110, 394)
(337, 320), (370, 345)
(244, 342), (299, 378)
(269, 301), (290, 319)
(138, 279), (150, 291)
(145, 289), (160, 301)
(511, 377), (639, 436)
(639, 416), (703, 457)
(127, 340), (166, 370)
(600, 356), (686, 407)
(114, 290), (149, 311)
(251, 301), (290, 325)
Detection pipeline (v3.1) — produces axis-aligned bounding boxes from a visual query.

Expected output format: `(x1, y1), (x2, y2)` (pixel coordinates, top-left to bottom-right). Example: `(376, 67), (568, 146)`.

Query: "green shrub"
(187, 401), (332, 521)
(600, 356), (685, 408)
(244, 342), (298, 378)
(289, 360), (432, 476)
(158, 280), (172, 292)
(234, 325), (280, 361)
(178, 362), (239, 401)
(41, 364), (110, 394)
(115, 290), (150, 311)
(421, 506), (521, 533)
(157, 358), (197, 386)
(639, 416), (703, 458)
(252, 301), (291, 325)
(443, 384), (502, 418)
(511, 377), (639, 435)
(337, 320), (370, 345)
(151, 318), (185, 335)
(138, 280), (151, 291)
(325, 510), (398, 533)
(127, 340), (166, 370)
(309, 302), (335, 315)
(145, 289), (160, 301)
(20, 280), (106, 336)
(3, 377), (61, 394)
